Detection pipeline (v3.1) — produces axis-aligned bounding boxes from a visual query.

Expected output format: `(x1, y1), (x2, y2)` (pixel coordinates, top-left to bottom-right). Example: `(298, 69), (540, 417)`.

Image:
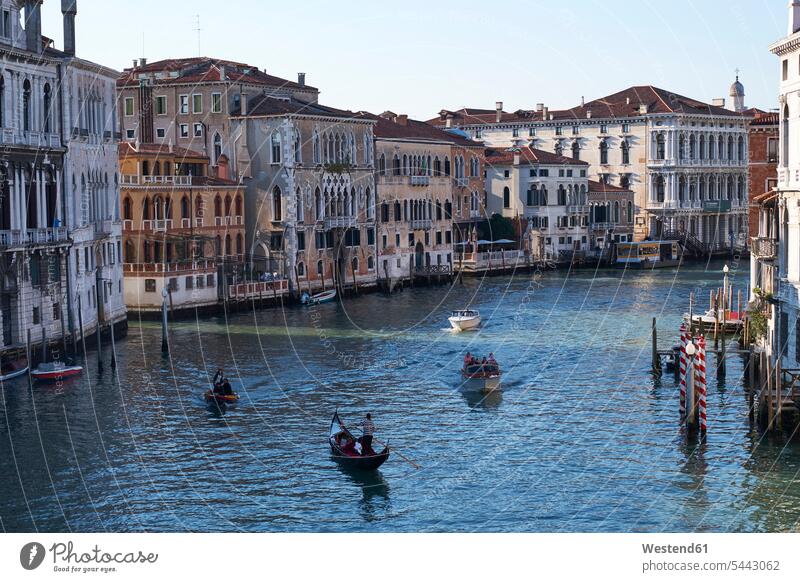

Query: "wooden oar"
(372, 437), (420, 469)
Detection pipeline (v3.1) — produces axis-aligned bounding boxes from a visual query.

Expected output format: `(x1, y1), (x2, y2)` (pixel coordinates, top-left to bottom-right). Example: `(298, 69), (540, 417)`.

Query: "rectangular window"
(207, 274), (215, 288)
(145, 279), (156, 292)
(566, 169), (573, 177)
(395, 233), (400, 247)
(794, 313), (800, 362)
(783, 59), (789, 81)
(529, 128), (535, 137)
(504, 170), (510, 178)
(53, 302), (60, 321)
(572, 126), (579, 135)
(475, 129), (482, 139)
(622, 124), (630, 133)
(768, 138), (779, 163)
(32, 306), (40, 325)
(197, 275), (205, 289)
(185, 276), (194, 290)
(600, 124), (608, 134)
(124, 97), (134, 117)
(168, 278), (179, 292)
(382, 234), (387, 249)
(180, 124), (189, 138)
(192, 94), (203, 114)
(512, 128), (519, 138)
(529, 169), (537, 177)
(156, 128), (166, 138)
(179, 95), (189, 114)
(2, 10), (9, 38)
(297, 231), (306, 251)
(445, 230), (452, 244)
(408, 233), (414, 247)
(555, 127), (563, 136)
(539, 169), (549, 177)
(558, 169), (564, 177)
(212, 93), (222, 113)
(194, 123), (203, 137)
(367, 228), (375, 246)
(580, 169), (586, 177)
(155, 96), (167, 115)
(436, 231), (442, 245)
(126, 129), (135, 139)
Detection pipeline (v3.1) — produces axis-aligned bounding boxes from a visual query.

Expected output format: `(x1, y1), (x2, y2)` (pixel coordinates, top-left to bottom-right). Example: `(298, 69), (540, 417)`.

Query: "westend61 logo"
(19, 541), (158, 574)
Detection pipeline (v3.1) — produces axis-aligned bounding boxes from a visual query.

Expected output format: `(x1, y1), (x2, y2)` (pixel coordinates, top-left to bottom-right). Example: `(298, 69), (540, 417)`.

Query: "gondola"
(329, 411), (389, 471)
(0, 358), (29, 381)
(203, 390), (240, 405)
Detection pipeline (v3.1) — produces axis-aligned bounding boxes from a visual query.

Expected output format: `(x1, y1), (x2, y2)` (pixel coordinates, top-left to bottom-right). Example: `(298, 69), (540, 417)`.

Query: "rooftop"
(485, 146), (588, 167)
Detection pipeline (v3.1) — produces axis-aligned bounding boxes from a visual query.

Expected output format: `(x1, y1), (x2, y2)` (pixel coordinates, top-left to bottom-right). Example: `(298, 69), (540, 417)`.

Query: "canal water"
(2, 260), (800, 533)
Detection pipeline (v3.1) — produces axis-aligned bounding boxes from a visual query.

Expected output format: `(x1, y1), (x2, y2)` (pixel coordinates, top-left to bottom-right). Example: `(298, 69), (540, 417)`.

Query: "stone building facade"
(119, 143), (245, 312)
(431, 85), (749, 252)
(231, 95), (377, 295)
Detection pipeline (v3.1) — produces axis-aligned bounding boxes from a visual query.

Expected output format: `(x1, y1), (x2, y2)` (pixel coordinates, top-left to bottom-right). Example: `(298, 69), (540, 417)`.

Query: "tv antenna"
(194, 15), (202, 57)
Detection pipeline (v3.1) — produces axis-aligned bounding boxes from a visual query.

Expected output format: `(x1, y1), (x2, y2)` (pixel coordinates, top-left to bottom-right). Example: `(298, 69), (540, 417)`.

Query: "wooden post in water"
(776, 359), (783, 431)
(161, 288), (169, 355)
(110, 320), (117, 369)
(766, 355), (774, 430)
(713, 291), (719, 349)
(748, 347), (755, 422)
(651, 317), (661, 376)
(718, 327), (726, 378)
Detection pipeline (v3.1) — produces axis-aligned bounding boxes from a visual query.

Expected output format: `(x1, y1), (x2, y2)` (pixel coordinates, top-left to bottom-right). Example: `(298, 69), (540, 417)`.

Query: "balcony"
(324, 216), (357, 229)
(123, 259), (217, 274)
(213, 216), (244, 227)
(0, 227), (69, 247)
(567, 205), (588, 214)
(94, 219), (115, 239)
(410, 219), (432, 230)
(751, 236), (777, 260)
(153, 219), (173, 231)
(455, 177), (469, 188)
(121, 174), (193, 187)
(410, 175), (430, 186)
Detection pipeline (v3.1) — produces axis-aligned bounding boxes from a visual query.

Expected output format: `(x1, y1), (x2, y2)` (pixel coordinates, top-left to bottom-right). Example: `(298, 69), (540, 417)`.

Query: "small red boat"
(204, 390), (239, 404)
(31, 361), (83, 382)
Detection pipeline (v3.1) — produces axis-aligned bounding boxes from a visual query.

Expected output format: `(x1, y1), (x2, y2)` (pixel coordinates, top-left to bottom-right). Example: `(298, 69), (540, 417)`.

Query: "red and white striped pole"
(679, 323), (688, 416)
(696, 335), (707, 433)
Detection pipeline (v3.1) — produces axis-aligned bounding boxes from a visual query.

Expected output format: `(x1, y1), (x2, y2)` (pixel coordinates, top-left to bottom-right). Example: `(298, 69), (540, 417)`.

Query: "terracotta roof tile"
(587, 180), (632, 193)
(358, 111), (482, 147)
(485, 146), (588, 166)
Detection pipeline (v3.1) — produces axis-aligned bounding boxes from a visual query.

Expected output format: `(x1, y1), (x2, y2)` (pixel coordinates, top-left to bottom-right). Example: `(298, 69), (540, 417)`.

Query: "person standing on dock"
(361, 413), (375, 454)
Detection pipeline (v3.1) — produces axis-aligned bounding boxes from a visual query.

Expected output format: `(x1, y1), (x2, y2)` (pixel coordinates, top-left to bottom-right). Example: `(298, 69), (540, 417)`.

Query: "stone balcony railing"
(0, 227), (69, 247)
(410, 175), (430, 186)
(324, 215), (357, 229)
(409, 219), (432, 230)
(121, 174), (194, 187)
(751, 236), (777, 260)
(567, 205), (589, 214)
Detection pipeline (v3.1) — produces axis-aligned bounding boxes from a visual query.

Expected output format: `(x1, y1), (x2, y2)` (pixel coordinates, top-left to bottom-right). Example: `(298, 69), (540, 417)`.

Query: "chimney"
(536, 103), (544, 112)
(712, 97), (726, 108)
(581, 96), (585, 107)
(61, 0), (77, 56)
(298, 72), (306, 87)
(626, 97), (631, 105)
(638, 103), (648, 115)
(140, 57), (147, 66)
(495, 101), (503, 123)
(240, 92), (248, 116)
(586, 110), (592, 119)
(24, 1), (43, 54)
(396, 114), (408, 126)
(445, 117), (452, 129)
(542, 106), (549, 119)
(791, 0), (800, 34)
(219, 65), (226, 81)
(132, 59), (138, 68)
(513, 153), (521, 166)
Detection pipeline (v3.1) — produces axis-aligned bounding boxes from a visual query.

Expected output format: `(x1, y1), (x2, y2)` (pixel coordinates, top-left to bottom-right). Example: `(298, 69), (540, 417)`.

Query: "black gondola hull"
(329, 442), (390, 471)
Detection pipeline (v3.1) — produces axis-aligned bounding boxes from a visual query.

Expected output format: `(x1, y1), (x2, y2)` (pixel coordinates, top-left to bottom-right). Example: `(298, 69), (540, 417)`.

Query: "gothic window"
(444, 157), (451, 176)
(656, 134), (666, 160)
(22, 79), (30, 132)
(43, 83), (51, 133)
(181, 195), (190, 219)
(313, 130), (321, 164)
(296, 189), (303, 222)
(599, 140), (608, 165)
(679, 135), (686, 160)
(214, 133), (222, 164)
(236, 233), (243, 255)
(123, 197), (132, 220)
(689, 135), (696, 159)
(699, 135), (706, 160)
(271, 130), (281, 164)
(224, 194), (232, 217)
(294, 129), (302, 164)
(503, 187), (510, 208)
(214, 195), (222, 217)
(0, 76), (5, 127)
(737, 136), (745, 161)
(272, 186), (282, 221)
(366, 187), (374, 219)
(315, 187), (322, 220)
(378, 154), (386, 175)
(655, 176), (665, 203)
(621, 141), (630, 165)
(392, 155), (400, 176)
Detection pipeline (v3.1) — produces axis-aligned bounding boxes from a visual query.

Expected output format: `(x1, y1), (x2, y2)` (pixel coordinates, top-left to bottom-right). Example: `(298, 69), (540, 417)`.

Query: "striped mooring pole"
(679, 323), (688, 416)
(696, 335), (707, 434)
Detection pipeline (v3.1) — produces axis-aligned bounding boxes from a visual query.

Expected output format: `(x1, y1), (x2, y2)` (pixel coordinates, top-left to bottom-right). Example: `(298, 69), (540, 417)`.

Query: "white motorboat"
(301, 289), (337, 306)
(448, 309), (481, 331)
(460, 357), (501, 393)
(687, 309), (743, 333)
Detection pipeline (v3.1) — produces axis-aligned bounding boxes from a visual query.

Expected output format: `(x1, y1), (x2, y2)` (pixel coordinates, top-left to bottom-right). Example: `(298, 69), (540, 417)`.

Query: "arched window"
(213, 133), (222, 163)
(444, 157), (451, 176)
(444, 199), (452, 219)
(366, 187), (374, 219)
(215, 235), (221, 256)
(294, 129), (302, 163)
(656, 134), (666, 160)
(783, 104), (790, 167)
(123, 197), (132, 220)
(235, 195), (242, 217)
(727, 135), (734, 159)
(181, 195), (190, 219)
(272, 186), (282, 221)
(313, 130), (321, 164)
(368, 256), (374, 270)
(503, 187), (510, 208)
(22, 79), (30, 132)
(317, 260), (323, 275)
(295, 189), (303, 222)
(225, 234), (232, 255)
(379, 154), (386, 175)
(352, 257), (359, 273)
(43, 83), (51, 133)
(614, 201), (620, 223)
(571, 141), (580, 160)
(214, 195), (222, 218)
(124, 240), (135, 263)
(143, 240), (151, 262)
(297, 261), (305, 277)
(737, 136), (745, 161)
(153, 161), (161, 176)
(599, 140), (609, 165)
(224, 194), (232, 217)
(699, 135), (706, 160)
(195, 195), (203, 218)
(0, 76), (5, 127)
(271, 130), (281, 164)
(142, 160), (150, 176)
(142, 197), (151, 220)
(627, 201), (633, 223)
(655, 176), (665, 202)
(236, 233), (243, 255)
(315, 187), (322, 220)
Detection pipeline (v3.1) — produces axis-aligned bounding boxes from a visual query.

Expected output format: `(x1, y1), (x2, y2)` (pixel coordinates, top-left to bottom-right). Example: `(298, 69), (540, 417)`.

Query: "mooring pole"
(161, 288), (169, 355)
(652, 317), (661, 376)
(748, 347), (755, 422)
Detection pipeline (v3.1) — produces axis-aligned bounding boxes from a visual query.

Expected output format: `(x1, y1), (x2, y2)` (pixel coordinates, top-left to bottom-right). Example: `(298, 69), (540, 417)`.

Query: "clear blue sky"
(43, 0), (785, 118)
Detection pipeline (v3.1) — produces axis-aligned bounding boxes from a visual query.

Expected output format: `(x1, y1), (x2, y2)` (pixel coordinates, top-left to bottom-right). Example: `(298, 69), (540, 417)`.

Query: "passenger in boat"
(488, 353), (497, 365)
(464, 352), (472, 367)
(222, 378), (233, 396)
(212, 369), (224, 395)
(361, 413), (375, 455)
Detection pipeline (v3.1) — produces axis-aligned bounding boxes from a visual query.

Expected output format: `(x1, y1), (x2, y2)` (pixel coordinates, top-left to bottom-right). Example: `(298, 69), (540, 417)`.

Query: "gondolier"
(361, 413), (375, 454)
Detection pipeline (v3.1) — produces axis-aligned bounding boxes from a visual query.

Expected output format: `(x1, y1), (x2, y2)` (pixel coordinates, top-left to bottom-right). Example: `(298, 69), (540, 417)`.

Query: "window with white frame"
(156, 128), (166, 138)
(124, 97), (134, 117)
(180, 124), (189, 138)
(155, 96), (167, 116)
(212, 93), (222, 113)
(194, 123), (203, 137)
(179, 95), (189, 114)
(125, 129), (135, 139)
(271, 131), (281, 164)
(192, 94), (202, 114)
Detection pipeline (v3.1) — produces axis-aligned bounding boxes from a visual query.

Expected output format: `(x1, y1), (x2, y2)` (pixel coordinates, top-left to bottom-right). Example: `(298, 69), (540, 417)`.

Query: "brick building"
(745, 108), (779, 239)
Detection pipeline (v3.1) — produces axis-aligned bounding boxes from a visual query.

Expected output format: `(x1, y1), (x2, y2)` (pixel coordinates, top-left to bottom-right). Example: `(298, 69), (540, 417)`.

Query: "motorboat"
(0, 358), (28, 381)
(460, 356), (502, 393)
(31, 361), (83, 382)
(687, 309), (743, 334)
(301, 289), (337, 306)
(204, 390), (240, 405)
(448, 309), (481, 331)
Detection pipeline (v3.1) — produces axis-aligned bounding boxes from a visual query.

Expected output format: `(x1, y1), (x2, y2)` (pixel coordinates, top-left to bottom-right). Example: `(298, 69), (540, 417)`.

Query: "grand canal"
(2, 261), (800, 533)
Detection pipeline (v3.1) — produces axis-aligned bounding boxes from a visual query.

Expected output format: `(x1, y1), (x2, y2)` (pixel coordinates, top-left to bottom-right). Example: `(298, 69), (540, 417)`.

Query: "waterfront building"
(484, 146), (588, 260)
(230, 95), (377, 296)
(364, 111), (481, 287)
(745, 108), (779, 239)
(119, 142), (246, 312)
(0, 0), (123, 354)
(116, 57), (317, 174)
(761, 2), (800, 368)
(430, 85), (750, 252)
(587, 180), (636, 257)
